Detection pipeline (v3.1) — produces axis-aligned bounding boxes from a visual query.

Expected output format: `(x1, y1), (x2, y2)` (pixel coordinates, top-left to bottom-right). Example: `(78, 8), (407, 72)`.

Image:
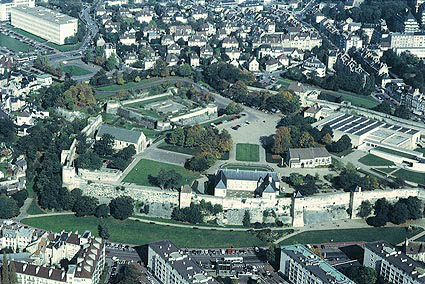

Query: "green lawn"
(63, 65), (92, 76)
(372, 167), (396, 175)
(319, 90), (379, 109)
(157, 142), (200, 156)
(25, 180), (45, 215)
(358, 154), (395, 167)
(375, 147), (416, 159)
(236, 143), (260, 162)
(0, 33), (33, 52)
(46, 41), (82, 52)
(123, 159), (200, 186)
(280, 227), (423, 246)
(95, 78), (160, 92)
(415, 148), (425, 154)
(277, 78), (294, 88)
(126, 96), (169, 108)
(393, 169), (425, 185)
(221, 164), (271, 171)
(21, 215), (268, 248)
(6, 25), (46, 43)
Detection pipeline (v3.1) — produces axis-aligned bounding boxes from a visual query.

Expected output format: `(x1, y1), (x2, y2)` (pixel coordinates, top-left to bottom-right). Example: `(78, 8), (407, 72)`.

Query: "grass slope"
(21, 215), (268, 248)
(358, 154), (395, 167)
(63, 65), (92, 76)
(123, 159), (200, 186)
(393, 169), (425, 185)
(0, 33), (32, 52)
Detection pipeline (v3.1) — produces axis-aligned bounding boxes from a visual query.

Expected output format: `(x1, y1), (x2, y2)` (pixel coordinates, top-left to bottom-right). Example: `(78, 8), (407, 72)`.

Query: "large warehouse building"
(0, 0), (35, 21)
(10, 6), (78, 45)
(313, 112), (421, 150)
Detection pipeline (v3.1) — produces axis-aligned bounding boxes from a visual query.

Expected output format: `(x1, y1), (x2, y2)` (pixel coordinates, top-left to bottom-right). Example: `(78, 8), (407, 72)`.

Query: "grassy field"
(0, 33), (33, 52)
(63, 65), (92, 76)
(26, 181), (45, 215)
(157, 142), (199, 156)
(375, 147), (416, 159)
(393, 169), (425, 184)
(358, 154), (395, 167)
(95, 78), (160, 92)
(46, 42), (81, 52)
(236, 143), (260, 162)
(372, 168), (396, 175)
(123, 159), (200, 186)
(280, 227), (423, 246)
(221, 164), (271, 171)
(21, 215), (268, 248)
(319, 90), (379, 109)
(6, 25), (46, 43)
(277, 78), (294, 88)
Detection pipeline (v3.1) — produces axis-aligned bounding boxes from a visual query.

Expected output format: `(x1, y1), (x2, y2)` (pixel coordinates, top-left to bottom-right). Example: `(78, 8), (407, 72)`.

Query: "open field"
(280, 227), (423, 246)
(46, 42), (81, 52)
(375, 147), (416, 159)
(157, 141), (199, 156)
(21, 215), (268, 248)
(393, 169), (425, 184)
(236, 143), (260, 162)
(95, 78), (160, 92)
(319, 90), (379, 109)
(63, 65), (92, 76)
(358, 154), (395, 167)
(123, 159), (200, 186)
(0, 33), (33, 52)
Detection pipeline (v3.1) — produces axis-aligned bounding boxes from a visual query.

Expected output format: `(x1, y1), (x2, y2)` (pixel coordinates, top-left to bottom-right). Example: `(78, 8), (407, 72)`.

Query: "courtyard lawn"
(157, 142), (200, 156)
(0, 33), (33, 52)
(375, 147), (416, 159)
(358, 154), (395, 167)
(280, 227), (423, 246)
(221, 164), (271, 171)
(393, 169), (425, 185)
(319, 90), (379, 109)
(123, 159), (200, 186)
(21, 215), (268, 248)
(236, 143), (260, 162)
(63, 65), (92, 76)
(46, 41), (82, 52)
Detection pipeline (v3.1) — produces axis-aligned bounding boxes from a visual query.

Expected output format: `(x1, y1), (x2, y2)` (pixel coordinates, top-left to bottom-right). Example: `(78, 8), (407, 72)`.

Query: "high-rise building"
(0, 0), (35, 21)
(10, 6), (78, 45)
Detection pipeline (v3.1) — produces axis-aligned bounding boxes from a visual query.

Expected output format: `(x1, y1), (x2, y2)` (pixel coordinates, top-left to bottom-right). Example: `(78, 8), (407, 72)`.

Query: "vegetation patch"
(21, 215), (268, 248)
(46, 41), (82, 52)
(221, 164), (271, 171)
(358, 154), (395, 167)
(0, 33), (32, 52)
(157, 141), (200, 156)
(123, 159), (200, 186)
(236, 143), (260, 162)
(280, 227), (423, 246)
(95, 78), (160, 92)
(63, 65), (92, 76)
(318, 90), (379, 109)
(393, 169), (425, 185)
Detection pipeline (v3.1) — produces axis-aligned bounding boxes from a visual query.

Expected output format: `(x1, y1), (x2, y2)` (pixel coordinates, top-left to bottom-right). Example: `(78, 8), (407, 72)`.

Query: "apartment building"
(280, 244), (355, 284)
(10, 6), (78, 45)
(364, 241), (425, 284)
(390, 32), (425, 58)
(0, 0), (34, 21)
(148, 240), (218, 284)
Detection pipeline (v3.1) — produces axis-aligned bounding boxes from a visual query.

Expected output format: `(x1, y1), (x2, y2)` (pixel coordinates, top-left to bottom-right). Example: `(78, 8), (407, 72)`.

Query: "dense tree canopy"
(0, 195), (19, 219)
(109, 196), (134, 220)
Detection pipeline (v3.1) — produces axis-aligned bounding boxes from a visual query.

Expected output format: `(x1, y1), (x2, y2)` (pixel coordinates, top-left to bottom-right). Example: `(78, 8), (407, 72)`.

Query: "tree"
(111, 264), (143, 284)
(155, 169), (183, 189)
(0, 195), (19, 219)
(11, 190), (29, 208)
(358, 200), (373, 218)
(342, 266), (377, 284)
(94, 134), (114, 156)
(62, 83), (96, 110)
(106, 53), (118, 71)
(327, 135), (352, 153)
(0, 118), (17, 144)
(9, 260), (17, 284)
(98, 223), (110, 240)
(95, 204), (110, 218)
(394, 105), (410, 119)
(400, 197), (423, 220)
(373, 101), (392, 115)
(368, 198), (391, 227)
(321, 133), (333, 145)
(167, 127), (185, 146)
(389, 201), (409, 225)
(272, 127), (291, 154)
(75, 152), (102, 170)
(177, 64), (193, 77)
(225, 102), (244, 115)
(2, 254), (9, 284)
(242, 210), (251, 227)
(299, 132), (315, 148)
(109, 196), (134, 220)
(73, 196), (98, 217)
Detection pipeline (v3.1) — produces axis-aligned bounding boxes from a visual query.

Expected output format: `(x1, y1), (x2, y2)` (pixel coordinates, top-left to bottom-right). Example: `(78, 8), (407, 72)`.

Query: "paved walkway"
(16, 198), (34, 222)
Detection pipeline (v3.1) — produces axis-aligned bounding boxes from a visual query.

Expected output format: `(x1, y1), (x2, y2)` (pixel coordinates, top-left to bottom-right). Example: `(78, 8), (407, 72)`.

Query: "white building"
(148, 240), (219, 284)
(95, 124), (147, 154)
(10, 6), (78, 45)
(280, 245), (355, 284)
(248, 58), (259, 72)
(286, 148), (331, 168)
(364, 241), (425, 284)
(0, 0), (35, 21)
(390, 32), (425, 58)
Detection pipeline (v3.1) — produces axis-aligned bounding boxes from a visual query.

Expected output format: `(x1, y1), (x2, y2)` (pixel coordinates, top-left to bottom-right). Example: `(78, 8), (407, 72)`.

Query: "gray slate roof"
(288, 147), (330, 160)
(97, 124), (144, 144)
